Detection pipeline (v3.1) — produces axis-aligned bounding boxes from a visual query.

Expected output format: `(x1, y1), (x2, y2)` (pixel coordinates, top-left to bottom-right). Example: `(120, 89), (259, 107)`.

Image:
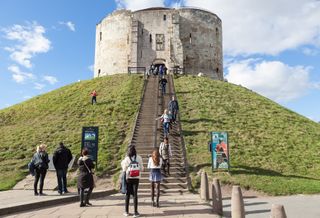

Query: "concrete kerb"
(270, 204), (287, 218)
(0, 189), (117, 217)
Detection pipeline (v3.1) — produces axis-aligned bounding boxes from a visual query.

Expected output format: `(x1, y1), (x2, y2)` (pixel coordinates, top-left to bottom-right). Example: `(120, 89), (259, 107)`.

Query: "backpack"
(28, 161), (35, 176)
(34, 153), (48, 169)
(126, 156), (140, 179)
(160, 143), (169, 160)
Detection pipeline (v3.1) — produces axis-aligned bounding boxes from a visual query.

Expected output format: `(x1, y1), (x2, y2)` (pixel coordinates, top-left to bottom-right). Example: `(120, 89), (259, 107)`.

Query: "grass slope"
(175, 75), (320, 195)
(0, 74), (143, 191)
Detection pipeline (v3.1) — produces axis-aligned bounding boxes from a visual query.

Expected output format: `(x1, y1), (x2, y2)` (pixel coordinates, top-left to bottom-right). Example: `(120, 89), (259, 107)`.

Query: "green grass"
(0, 74), (144, 191)
(174, 75), (320, 195)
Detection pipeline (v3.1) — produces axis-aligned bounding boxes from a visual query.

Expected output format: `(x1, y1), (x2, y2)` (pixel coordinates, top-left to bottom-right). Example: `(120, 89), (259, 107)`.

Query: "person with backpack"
(77, 148), (95, 207)
(159, 137), (172, 176)
(156, 109), (171, 137)
(148, 149), (163, 207)
(90, 90), (98, 105)
(32, 144), (50, 196)
(121, 145), (144, 217)
(168, 96), (179, 123)
(53, 142), (73, 195)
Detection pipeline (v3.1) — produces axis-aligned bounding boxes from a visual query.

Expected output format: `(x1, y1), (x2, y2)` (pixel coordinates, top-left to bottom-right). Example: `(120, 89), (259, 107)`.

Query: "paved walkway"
(3, 191), (320, 218)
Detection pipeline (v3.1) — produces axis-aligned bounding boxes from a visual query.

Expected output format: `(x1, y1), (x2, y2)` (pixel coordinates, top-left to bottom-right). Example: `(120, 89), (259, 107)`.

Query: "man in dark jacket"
(53, 142), (73, 194)
(168, 96), (179, 123)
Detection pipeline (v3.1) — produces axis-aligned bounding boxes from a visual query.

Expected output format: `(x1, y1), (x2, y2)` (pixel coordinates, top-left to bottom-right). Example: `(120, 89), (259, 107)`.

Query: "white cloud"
(302, 47), (319, 56)
(116, 0), (165, 10)
(34, 82), (45, 90)
(43, 75), (58, 85)
(8, 65), (35, 83)
(59, 21), (76, 32)
(23, 96), (31, 99)
(183, 0), (320, 56)
(225, 59), (311, 102)
(2, 22), (51, 68)
(88, 65), (94, 72)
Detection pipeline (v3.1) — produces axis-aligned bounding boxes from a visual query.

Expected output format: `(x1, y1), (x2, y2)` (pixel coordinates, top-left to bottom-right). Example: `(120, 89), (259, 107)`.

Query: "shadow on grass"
(181, 118), (216, 124)
(183, 130), (208, 136)
(231, 165), (320, 181)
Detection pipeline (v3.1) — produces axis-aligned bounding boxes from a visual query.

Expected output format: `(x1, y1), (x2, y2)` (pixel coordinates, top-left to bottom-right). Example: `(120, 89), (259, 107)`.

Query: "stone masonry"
(94, 7), (223, 79)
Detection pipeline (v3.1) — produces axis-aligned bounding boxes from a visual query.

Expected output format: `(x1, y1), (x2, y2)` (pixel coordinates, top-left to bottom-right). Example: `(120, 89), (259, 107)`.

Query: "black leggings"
(34, 168), (47, 194)
(151, 181), (160, 203)
(125, 179), (139, 214)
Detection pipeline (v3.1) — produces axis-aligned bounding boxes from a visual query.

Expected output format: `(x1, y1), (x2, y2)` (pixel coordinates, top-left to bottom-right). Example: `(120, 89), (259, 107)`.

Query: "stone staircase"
(130, 75), (189, 194)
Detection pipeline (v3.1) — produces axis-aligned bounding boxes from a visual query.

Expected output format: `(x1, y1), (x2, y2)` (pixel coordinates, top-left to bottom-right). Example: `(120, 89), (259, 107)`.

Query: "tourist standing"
(121, 145), (144, 217)
(168, 96), (179, 123)
(159, 137), (172, 176)
(32, 144), (50, 196)
(148, 149), (163, 207)
(53, 142), (73, 195)
(77, 148), (94, 207)
(90, 90), (98, 105)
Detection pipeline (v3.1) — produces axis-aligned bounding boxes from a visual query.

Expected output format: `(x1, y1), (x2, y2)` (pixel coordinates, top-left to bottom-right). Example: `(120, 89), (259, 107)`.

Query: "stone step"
(139, 177), (187, 183)
(138, 188), (189, 194)
(138, 182), (188, 189)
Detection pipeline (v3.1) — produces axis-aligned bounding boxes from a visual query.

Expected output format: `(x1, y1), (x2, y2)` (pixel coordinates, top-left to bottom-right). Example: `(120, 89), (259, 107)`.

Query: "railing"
(169, 74), (192, 190)
(128, 76), (148, 147)
(128, 67), (146, 75)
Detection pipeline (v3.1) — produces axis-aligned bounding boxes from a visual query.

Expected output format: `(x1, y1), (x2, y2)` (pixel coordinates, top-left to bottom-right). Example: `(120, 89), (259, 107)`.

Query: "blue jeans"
(56, 169), (68, 193)
(163, 122), (170, 136)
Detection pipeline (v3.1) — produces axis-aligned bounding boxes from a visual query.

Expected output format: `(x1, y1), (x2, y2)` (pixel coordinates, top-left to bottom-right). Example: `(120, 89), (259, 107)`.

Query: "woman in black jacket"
(77, 148), (94, 207)
(32, 144), (50, 196)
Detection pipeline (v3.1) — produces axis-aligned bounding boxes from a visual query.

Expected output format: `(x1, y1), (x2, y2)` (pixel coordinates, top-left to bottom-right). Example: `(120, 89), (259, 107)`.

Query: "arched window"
(189, 33), (192, 44)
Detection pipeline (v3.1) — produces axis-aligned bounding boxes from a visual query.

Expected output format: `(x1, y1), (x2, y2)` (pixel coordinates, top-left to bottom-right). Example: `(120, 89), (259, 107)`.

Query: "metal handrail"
(128, 76), (148, 147)
(169, 74), (192, 190)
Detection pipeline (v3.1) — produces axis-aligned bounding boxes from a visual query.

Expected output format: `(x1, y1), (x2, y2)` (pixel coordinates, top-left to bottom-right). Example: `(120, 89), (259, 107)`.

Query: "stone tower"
(94, 7), (223, 80)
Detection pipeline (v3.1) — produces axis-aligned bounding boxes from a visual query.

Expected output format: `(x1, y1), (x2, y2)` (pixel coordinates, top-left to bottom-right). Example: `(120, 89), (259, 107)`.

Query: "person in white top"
(159, 137), (172, 176)
(147, 149), (163, 207)
(121, 146), (144, 217)
(156, 109), (172, 137)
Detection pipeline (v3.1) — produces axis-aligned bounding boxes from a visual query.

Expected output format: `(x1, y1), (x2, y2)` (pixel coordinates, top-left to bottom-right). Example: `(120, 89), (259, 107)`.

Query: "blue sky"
(0, 0), (319, 122)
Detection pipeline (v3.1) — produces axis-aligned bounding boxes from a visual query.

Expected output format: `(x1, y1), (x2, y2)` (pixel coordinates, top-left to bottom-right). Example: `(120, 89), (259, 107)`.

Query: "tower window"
(189, 33), (192, 44)
(149, 34), (152, 43)
(142, 29), (144, 35)
(216, 28), (219, 38)
(100, 32), (102, 41)
(98, 69), (101, 77)
(163, 15), (167, 21)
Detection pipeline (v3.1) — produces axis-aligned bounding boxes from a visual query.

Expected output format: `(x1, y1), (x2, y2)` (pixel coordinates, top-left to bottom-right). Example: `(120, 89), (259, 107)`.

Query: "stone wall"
(94, 7), (223, 80)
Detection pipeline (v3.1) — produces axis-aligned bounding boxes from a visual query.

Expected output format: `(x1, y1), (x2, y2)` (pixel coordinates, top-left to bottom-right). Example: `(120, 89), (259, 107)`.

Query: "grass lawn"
(174, 75), (320, 195)
(0, 74), (144, 191)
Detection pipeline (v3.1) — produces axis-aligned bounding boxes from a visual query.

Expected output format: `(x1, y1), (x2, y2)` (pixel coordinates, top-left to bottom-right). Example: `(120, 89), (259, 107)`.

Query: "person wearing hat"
(31, 144), (50, 196)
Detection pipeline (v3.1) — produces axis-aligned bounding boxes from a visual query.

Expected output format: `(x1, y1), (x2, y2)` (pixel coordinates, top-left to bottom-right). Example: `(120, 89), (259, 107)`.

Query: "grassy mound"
(174, 75), (320, 195)
(0, 74), (144, 191)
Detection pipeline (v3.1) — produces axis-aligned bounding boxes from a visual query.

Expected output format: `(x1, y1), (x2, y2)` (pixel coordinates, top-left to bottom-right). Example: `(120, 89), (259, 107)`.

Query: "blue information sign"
(211, 132), (229, 171)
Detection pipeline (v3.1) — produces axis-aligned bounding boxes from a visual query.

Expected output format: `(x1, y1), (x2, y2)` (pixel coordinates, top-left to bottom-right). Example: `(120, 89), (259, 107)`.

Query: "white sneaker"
(123, 212), (129, 217)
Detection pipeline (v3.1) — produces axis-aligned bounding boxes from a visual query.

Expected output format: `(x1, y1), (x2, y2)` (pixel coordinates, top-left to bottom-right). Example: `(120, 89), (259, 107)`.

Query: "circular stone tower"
(94, 7), (223, 80)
